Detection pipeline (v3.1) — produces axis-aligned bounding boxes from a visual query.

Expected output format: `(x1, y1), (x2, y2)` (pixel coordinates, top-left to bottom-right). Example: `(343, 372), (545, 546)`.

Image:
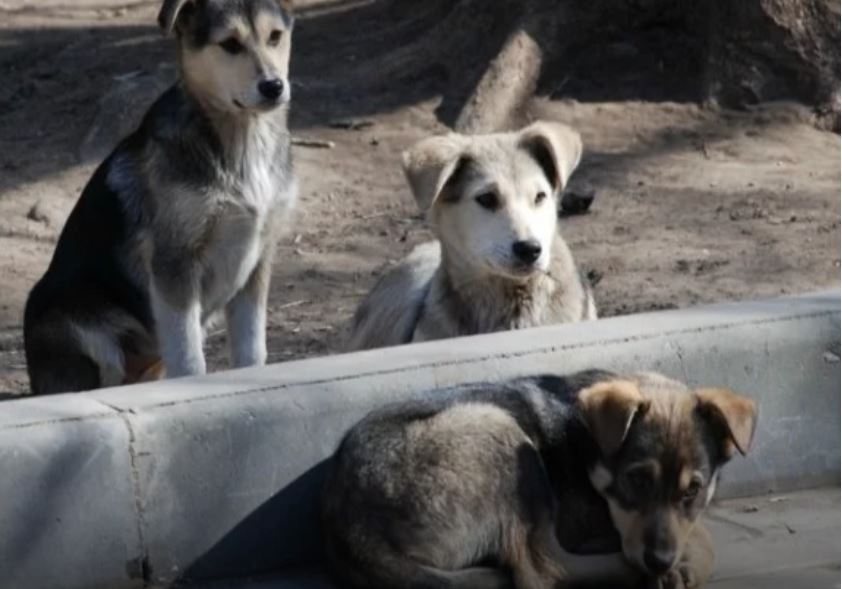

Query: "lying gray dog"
(322, 370), (758, 588)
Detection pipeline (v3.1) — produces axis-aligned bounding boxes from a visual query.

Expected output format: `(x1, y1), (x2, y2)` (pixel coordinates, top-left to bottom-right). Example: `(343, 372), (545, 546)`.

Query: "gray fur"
(321, 371), (640, 589)
(322, 371), (758, 588)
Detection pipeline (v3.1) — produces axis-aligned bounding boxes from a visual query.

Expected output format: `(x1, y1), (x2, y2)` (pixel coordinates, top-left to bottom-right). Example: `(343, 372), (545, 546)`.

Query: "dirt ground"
(0, 0), (839, 396)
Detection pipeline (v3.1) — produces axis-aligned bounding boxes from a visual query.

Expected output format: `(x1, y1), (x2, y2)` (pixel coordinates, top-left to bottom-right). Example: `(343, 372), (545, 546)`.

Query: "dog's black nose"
(258, 78), (284, 100)
(643, 550), (676, 575)
(512, 240), (542, 264)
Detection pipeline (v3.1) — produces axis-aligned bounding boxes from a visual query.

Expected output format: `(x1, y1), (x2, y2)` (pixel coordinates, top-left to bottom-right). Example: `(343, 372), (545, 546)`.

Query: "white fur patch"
(226, 292), (267, 368)
(589, 463), (614, 493)
(69, 323), (125, 388)
(706, 471), (719, 506)
(151, 286), (206, 378)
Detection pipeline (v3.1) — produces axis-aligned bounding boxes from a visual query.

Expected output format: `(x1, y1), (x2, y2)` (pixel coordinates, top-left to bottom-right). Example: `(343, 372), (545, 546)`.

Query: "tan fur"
(578, 379), (648, 456)
(180, 10), (293, 113)
(695, 388), (758, 456)
(348, 122), (594, 351)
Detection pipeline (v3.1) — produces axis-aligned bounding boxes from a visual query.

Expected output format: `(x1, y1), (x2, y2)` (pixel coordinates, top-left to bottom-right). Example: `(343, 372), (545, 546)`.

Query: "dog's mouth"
(485, 260), (543, 282)
(507, 259), (545, 277)
(232, 98), (285, 112)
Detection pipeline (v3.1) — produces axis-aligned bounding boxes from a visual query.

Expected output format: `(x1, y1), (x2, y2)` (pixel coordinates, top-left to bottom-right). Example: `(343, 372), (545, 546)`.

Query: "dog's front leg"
(150, 263), (206, 378)
(226, 254), (270, 368)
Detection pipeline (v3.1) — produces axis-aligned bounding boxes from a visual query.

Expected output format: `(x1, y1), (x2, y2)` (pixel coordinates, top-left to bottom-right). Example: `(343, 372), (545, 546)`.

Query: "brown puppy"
(322, 370), (757, 589)
(582, 373), (757, 587)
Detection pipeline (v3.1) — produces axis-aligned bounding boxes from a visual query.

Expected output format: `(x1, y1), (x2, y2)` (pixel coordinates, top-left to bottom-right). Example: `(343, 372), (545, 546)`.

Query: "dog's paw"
(646, 564), (700, 589)
(676, 561), (700, 588)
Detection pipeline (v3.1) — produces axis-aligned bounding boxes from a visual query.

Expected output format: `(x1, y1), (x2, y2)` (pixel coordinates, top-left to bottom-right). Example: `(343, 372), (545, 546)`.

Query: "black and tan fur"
(24, 0), (296, 394)
(347, 122), (596, 351)
(321, 370), (758, 589)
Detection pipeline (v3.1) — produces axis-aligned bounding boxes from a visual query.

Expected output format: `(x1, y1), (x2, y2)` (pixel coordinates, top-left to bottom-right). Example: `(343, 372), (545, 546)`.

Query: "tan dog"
(348, 122), (595, 351)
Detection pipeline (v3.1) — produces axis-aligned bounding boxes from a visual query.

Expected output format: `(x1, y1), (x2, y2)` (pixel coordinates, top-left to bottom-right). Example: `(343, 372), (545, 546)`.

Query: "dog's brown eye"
(475, 192), (499, 210)
(268, 30), (282, 46)
(220, 38), (244, 55)
(625, 470), (652, 494)
(682, 481), (702, 503)
(535, 191), (547, 204)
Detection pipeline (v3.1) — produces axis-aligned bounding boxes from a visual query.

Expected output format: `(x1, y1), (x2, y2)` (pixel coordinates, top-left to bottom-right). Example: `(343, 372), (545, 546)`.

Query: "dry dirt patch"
(0, 0), (838, 396)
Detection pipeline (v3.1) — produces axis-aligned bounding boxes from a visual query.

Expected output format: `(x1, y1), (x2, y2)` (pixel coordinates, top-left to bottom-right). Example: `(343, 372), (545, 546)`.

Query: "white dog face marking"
(401, 121), (583, 282)
(167, 0), (294, 114)
(435, 150), (559, 278)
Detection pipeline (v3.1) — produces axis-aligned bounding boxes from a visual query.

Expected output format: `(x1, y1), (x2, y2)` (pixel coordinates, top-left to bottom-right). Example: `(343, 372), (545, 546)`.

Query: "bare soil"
(0, 0), (838, 396)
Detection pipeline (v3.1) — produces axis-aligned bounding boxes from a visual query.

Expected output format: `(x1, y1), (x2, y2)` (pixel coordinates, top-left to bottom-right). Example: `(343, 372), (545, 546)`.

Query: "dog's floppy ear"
(695, 388), (758, 458)
(158, 0), (194, 34)
(401, 134), (468, 211)
(518, 121), (583, 194)
(578, 380), (648, 457)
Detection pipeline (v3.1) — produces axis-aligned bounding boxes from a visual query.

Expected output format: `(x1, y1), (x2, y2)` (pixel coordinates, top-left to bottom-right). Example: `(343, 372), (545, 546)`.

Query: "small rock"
(560, 183), (596, 216)
(585, 269), (603, 287)
(740, 504), (759, 513)
(26, 201), (50, 225)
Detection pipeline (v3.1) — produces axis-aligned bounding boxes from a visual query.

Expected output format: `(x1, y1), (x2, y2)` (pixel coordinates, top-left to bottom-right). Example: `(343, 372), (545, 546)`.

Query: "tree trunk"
(385, 0), (839, 132)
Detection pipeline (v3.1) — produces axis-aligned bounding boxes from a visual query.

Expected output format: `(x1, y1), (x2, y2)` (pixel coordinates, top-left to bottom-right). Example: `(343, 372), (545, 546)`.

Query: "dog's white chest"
(237, 151), (281, 217)
(200, 119), (294, 314)
(200, 211), (261, 312)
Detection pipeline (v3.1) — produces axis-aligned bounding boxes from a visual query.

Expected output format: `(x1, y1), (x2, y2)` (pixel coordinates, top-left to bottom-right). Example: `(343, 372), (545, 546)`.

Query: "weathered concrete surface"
(0, 291), (837, 588)
(0, 396), (143, 589)
(189, 488), (841, 589)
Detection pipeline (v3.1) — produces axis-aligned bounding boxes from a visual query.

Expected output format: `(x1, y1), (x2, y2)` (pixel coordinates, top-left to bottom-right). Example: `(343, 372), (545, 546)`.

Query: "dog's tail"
(362, 561), (512, 589)
(418, 566), (513, 589)
(326, 539), (512, 589)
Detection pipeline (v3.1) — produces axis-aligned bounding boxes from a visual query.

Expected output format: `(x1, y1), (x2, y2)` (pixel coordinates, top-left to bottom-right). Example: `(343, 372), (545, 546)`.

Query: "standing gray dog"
(24, 0), (297, 394)
(348, 122), (596, 351)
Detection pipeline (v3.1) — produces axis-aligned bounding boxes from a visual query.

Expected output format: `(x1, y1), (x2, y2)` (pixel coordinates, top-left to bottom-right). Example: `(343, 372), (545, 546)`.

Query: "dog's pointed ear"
(695, 388), (758, 458)
(401, 135), (468, 212)
(578, 380), (648, 457)
(158, 0), (194, 34)
(518, 121), (583, 194)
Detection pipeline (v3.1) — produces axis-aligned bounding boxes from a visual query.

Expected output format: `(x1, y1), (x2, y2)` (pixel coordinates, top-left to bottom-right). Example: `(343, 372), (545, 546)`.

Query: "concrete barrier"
(0, 291), (838, 589)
